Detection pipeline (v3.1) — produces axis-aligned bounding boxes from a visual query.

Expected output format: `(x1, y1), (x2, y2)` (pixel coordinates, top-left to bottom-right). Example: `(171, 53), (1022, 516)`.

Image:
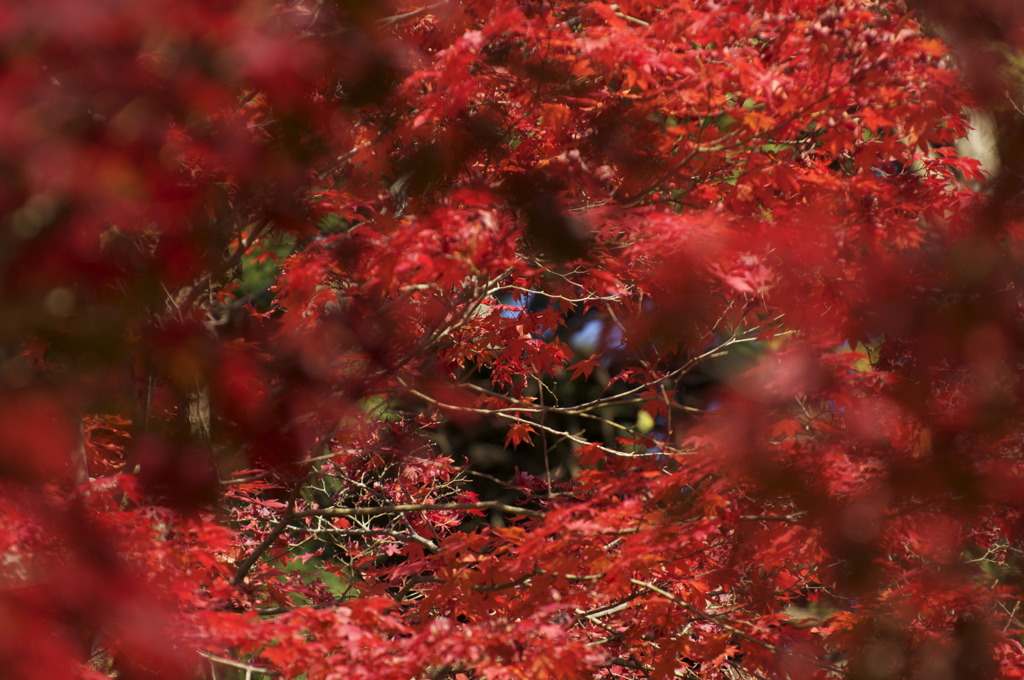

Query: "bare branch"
(377, 2), (446, 26)
(199, 650), (277, 677)
(295, 500), (544, 520)
(232, 483), (303, 587)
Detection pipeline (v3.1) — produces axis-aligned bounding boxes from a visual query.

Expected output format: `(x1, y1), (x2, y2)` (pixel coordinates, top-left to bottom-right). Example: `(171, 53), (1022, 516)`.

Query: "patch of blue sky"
(497, 292), (529, 319)
(569, 317), (624, 358)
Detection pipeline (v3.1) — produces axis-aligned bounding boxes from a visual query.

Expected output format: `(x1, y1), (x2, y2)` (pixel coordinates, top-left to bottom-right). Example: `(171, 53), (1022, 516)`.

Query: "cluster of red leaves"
(3, 0), (1024, 679)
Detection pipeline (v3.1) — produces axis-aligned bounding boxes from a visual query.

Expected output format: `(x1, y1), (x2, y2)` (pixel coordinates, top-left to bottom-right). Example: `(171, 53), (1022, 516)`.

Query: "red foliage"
(2, 0), (1024, 678)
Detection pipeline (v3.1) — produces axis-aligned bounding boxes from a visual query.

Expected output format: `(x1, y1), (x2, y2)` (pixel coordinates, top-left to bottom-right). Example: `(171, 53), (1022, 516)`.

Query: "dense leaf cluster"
(2, 1), (1024, 679)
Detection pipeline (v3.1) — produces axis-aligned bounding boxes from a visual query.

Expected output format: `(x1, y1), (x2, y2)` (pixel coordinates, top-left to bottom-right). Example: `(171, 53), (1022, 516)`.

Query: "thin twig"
(294, 500), (544, 520)
(377, 2), (445, 26)
(199, 651), (277, 677)
(629, 578), (779, 652)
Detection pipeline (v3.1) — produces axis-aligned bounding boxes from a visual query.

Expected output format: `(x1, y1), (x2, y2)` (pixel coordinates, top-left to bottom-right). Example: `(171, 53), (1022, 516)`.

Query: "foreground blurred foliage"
(2, 1), (1024, 679)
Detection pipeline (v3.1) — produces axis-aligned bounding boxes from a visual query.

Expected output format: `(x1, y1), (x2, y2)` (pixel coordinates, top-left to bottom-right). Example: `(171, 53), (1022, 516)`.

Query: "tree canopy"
(3, 1), (1024, 679)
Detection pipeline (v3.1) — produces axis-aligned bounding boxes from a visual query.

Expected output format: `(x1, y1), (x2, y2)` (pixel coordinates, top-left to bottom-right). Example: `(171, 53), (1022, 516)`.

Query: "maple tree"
(3, 0), (1024, 678)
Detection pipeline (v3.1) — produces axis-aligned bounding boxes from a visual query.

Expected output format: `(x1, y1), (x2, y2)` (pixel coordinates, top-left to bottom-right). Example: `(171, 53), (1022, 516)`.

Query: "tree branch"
(199, 650), (277, 677)
(295, 500), (545, 520)
(629, 579), (779, 653)
(232, 483), (303, 587)
(377, 2), (446, 26)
